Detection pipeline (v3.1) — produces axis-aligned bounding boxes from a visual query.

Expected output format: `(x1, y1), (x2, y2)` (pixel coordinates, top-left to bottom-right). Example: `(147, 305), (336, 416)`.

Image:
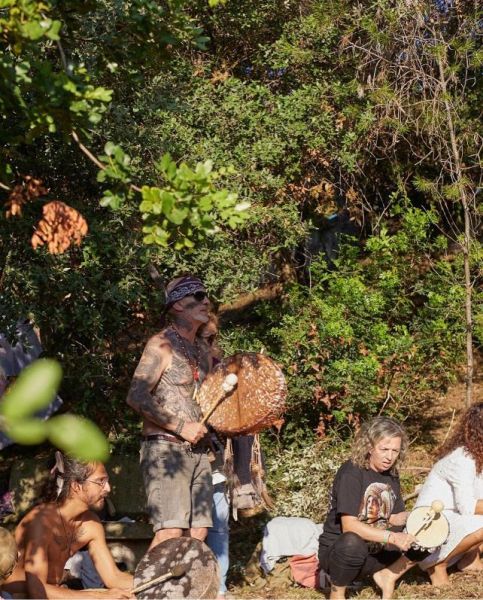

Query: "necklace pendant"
(194, 369), (200, 382)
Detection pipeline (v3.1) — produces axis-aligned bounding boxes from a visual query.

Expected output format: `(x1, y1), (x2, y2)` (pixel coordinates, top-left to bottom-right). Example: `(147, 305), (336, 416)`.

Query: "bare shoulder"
(146, 331), (172, 352)
(128, 330), (173, 402)
(78, 509), (102, 525)
(75, 510), (104, 543)
(22, 503), (57, 524)
(16, 504), (57, 541)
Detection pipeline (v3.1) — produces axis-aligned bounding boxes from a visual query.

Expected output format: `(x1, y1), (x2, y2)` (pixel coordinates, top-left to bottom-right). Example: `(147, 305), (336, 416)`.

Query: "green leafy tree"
(1, 0), (248, 251)
(0, 0), (480, 453)
(348, 1), (481, 405)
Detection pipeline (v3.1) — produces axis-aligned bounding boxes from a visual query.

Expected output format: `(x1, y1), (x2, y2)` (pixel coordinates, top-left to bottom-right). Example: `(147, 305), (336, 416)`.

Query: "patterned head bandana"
(165, 276), (206, 308)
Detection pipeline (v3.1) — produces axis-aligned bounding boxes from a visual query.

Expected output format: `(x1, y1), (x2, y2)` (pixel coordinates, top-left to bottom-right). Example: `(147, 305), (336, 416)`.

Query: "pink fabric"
(289, 553), (320, 588)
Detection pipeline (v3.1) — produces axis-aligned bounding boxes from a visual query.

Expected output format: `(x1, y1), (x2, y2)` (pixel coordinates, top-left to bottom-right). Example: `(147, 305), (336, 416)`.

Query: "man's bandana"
(165, 276), (205, 307)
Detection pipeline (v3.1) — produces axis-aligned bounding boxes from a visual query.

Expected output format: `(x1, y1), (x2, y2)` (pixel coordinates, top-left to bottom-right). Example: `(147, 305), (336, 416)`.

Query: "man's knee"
(190, 527), (208, 541)
(151, 527), (183, 548)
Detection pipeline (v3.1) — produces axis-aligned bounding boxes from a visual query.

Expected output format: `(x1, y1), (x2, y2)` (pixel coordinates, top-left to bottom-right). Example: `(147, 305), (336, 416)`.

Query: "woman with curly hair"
(318, 416), (427, 599)
(414, 402), (483, 586)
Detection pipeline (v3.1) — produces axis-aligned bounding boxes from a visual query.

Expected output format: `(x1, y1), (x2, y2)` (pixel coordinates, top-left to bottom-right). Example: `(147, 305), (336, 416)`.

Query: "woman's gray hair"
(351, 416), (408, 474)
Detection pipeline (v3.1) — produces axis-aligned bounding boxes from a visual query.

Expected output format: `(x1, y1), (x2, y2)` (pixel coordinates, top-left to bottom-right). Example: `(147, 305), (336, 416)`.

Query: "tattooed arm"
(127, 333), (208, 443)
(126, 334), (176, 430)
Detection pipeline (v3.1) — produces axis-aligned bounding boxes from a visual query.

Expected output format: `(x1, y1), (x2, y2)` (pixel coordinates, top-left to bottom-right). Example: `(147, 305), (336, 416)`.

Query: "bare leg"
(149, 527), (182, 550)
(427, 563), (450, 587)
(329, 584), (346, 599)
(457, 547), (483, 571)
(428, 528), (483, 587)
(373, 555), (415, 599)
(190, 526), (208, 541)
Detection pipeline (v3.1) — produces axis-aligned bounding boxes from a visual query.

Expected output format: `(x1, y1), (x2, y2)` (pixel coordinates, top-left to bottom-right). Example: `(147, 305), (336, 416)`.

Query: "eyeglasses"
(189, 291), (208, 302)
(84, 478), (109, 488)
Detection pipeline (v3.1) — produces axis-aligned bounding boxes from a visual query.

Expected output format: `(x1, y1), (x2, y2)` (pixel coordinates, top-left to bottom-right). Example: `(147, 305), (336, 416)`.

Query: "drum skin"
(406, 505), (450, 549)
(133, 538), (219, 599)
(197, 352), (286, 435)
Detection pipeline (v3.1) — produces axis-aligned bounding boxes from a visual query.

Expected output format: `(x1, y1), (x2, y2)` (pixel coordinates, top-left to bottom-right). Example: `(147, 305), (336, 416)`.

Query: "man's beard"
(89, 496), (105, 511)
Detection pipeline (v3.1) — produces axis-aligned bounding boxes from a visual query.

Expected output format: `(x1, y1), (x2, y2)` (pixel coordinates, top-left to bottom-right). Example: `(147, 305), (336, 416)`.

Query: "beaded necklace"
(171, 327), (202, 383)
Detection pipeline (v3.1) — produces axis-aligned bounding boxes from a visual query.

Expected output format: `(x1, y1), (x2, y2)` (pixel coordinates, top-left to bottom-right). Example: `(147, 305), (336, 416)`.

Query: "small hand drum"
(197, 352), (287, 435)
(406, 500), (449, 549)
(133, 537), (219, 599)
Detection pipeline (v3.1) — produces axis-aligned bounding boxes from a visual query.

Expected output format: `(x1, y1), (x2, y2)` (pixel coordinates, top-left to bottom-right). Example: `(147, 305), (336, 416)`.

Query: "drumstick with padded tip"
(89, 564), (187, 595)
(131, 563), (187, 595)
(200, 373), (238, 426)
(413, 500), (444, 537)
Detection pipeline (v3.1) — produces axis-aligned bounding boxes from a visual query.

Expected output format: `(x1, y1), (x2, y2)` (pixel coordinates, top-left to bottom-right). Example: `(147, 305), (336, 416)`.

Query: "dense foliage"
(1, 1), (481, 454)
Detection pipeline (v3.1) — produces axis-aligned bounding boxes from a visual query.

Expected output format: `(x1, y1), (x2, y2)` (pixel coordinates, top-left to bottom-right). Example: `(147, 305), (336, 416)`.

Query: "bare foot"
(427, 564), (451, 587)
(457, 549), (483, 572)
(373, 569), (396, 599)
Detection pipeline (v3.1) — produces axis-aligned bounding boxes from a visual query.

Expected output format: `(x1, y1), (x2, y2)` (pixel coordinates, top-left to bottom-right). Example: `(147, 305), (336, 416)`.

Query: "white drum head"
(406, 505), (449, 549)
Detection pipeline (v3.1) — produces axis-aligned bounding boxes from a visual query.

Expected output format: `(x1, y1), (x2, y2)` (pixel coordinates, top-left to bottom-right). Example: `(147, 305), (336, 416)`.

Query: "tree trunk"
(437, 51), (474, 407)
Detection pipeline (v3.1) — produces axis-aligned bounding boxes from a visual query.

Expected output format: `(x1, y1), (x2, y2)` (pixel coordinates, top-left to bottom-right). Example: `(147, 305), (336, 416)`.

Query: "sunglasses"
(188, 291), (208, 302)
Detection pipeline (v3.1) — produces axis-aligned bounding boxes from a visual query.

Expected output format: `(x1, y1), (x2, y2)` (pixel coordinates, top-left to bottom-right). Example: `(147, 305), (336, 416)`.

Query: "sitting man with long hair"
(1, 453), (133, 599)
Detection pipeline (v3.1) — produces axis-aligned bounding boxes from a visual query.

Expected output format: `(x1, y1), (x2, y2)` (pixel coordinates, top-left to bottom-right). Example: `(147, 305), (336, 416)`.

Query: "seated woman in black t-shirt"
(318, 416), (427, 599)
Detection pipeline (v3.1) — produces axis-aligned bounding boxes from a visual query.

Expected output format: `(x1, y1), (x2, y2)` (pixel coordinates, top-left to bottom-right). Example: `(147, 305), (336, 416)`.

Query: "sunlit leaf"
(48, 415), (109, 461)
(5, 418), (48, 445)
(0, 359), (62, 420)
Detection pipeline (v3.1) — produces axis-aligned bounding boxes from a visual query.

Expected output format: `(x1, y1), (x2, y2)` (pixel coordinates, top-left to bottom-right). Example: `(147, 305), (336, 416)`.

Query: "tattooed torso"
(141, 328), (210, 433)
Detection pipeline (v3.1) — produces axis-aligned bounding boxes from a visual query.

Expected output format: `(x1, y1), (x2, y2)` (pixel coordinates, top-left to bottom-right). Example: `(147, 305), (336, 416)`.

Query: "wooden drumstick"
(413, 500), (445, 537)
(131, 563), (186, 594)
(200, 373), (238, 426)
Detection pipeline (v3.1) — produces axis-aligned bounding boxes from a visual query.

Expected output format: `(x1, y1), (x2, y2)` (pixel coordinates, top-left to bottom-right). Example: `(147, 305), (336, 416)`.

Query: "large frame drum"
(133, 537), (219, 599)
(197, 352), (286, 435)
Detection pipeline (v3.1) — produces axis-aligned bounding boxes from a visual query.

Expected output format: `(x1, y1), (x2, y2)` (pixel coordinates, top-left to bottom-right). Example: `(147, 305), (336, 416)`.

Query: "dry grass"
(229, 568), (483, 599)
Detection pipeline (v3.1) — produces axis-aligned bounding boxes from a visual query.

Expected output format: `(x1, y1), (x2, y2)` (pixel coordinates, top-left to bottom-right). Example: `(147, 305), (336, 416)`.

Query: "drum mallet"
(413, 500), (444, 537)
(131, 563), (187, 595)
(200, 373), (238, 425)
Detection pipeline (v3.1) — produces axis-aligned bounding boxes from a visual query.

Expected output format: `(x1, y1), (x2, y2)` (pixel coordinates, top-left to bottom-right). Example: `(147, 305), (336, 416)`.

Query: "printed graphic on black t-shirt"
(358, 481), (396, 527)
(318, 460), (405, 557)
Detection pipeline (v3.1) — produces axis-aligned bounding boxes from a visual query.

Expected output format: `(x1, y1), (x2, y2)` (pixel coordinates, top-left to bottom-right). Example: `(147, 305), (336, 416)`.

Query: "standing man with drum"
(127, 275), (213, 549)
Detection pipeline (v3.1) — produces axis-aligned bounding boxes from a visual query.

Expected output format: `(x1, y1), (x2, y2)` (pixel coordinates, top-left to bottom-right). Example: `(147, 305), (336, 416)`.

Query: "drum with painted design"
(406, 504), (450, 549)
(197, 352), (286, 435)
(133, 537), (219, 599)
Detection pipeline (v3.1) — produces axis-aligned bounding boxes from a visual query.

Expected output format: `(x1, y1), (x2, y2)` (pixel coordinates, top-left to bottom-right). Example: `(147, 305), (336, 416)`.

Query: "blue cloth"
(207, 482), (230, 594)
